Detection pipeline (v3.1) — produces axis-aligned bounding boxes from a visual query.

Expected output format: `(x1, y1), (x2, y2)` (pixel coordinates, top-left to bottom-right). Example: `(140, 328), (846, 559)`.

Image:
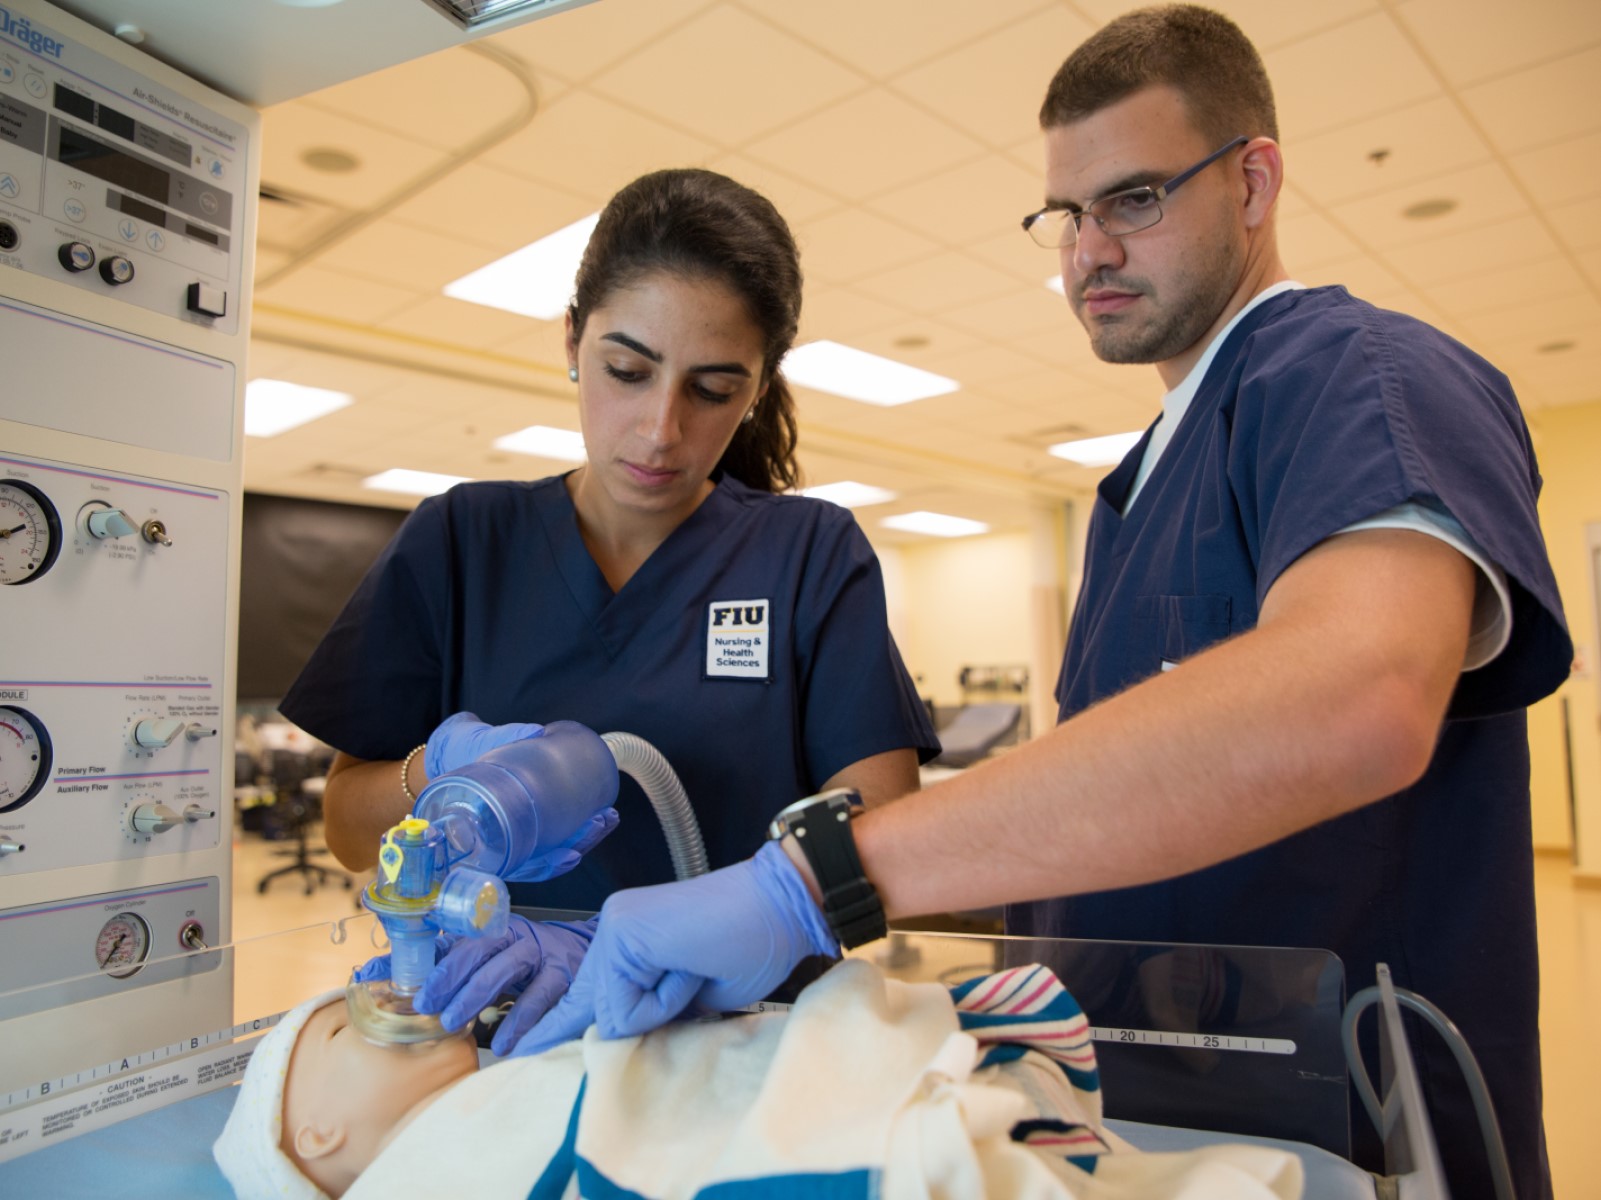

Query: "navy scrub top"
(1006, 287), (1569, 1199)
(280, 472), (938, 911)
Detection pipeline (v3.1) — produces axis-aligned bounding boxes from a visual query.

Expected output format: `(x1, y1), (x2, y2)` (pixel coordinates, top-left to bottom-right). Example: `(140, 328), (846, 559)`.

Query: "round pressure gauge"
(95, 912), (151, 978)
(0, 479), (63, 586)
(0, 705), (52, 813)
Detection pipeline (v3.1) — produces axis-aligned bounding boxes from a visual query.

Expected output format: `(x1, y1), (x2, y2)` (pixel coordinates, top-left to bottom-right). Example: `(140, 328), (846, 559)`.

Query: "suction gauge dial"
(0, 705), (52, 813)
(96, 912), (151, 978)
(0, 479), (63, 585)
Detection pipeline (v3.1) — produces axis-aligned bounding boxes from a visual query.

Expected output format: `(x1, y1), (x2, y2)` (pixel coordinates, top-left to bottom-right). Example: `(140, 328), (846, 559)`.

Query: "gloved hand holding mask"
(512, 841), (836, 1057)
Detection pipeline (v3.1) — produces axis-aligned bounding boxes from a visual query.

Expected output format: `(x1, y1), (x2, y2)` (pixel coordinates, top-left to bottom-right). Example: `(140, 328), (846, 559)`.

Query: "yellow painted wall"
(1527, 401), (1601, 873)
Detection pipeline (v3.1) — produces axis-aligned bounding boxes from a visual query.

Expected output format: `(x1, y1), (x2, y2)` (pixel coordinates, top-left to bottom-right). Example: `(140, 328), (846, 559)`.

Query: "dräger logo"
(0, 7), (65, 58)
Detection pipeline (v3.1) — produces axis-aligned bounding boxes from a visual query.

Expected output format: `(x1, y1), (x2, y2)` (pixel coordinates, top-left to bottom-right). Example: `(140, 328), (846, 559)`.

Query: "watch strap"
(792, 800), (885, 950)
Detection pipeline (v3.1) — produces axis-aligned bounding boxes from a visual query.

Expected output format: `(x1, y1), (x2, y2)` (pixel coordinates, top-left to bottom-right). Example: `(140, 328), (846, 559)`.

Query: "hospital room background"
(2, 0), (1599, 1194)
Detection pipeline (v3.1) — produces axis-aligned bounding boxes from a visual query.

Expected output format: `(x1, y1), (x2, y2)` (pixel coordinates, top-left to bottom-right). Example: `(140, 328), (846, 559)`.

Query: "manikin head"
(213, 988), (479, 1199)
(1036, 5), (1287, 386)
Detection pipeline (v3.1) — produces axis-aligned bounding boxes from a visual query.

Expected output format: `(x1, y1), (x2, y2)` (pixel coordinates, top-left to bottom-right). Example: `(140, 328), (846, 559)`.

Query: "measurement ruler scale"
(0, 1010), (287, 1163)
(1090, 1026), (1296, 1055)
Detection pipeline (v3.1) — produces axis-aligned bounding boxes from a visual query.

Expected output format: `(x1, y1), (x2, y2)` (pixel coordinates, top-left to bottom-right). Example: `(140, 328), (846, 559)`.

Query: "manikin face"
(566, 271), (768, 531)
(1044, 85), (1249, 376)
(281, 998), (479, 1196)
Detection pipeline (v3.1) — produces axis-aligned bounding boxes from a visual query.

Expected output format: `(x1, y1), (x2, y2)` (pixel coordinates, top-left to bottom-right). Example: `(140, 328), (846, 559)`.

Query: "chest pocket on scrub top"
(1133, 594), (1232, 673)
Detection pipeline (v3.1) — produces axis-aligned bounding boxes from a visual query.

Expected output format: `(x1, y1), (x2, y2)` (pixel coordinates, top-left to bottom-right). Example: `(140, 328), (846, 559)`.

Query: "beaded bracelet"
(399, 743), (427, 804)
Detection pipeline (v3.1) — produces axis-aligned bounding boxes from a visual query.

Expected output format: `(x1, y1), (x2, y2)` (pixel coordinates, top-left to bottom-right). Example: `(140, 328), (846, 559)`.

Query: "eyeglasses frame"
(1021, 135), (1251, 248)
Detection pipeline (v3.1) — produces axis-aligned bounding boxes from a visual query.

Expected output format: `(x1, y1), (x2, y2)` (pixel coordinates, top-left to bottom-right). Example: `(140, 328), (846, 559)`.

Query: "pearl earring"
(568, 366), (578, 383)
(742, 406), (757, 424)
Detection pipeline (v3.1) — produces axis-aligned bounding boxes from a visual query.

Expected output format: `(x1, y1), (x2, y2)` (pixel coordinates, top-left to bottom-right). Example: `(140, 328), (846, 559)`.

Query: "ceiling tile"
(918, 341), (1049, 390)
(1579, 246), (1601, 291)
(375, 295), (544, 350)
(963, 228), (1061, 286)
(793, 208), (940, 286)
(1072, 1), (1382, 52)
(1284, 97), (1492, 206)
(741, 0), (1048, 79)
(795, 286), (910, 343)
(590, 6), (865, 145)
(1459, 45), (1601, 154)
(480, 91), (718, 202)
(1394, 0), (1601, 87)
(890, 7), (1098, 150)
(1381, 214), (1564, 285)
(1457, 293), (1601, 350)
(1330, 161), (1530, 251)
(1277, 210), (1364, 270)
(1422, 256), (1590, 319)
(486, 0), (716, 82)
(314, 218), (519, 290)
(935, 287), (1071, 343)
(260, 101), (452, 209)
(386, 165), (597, 253)
(1506, 131), (1601, 210)
(254, 265), (419, 325)
(845, 317), (983, 365)
(1293, 254), (1408, 298)
(743, 91), (986, 202)
(300, 45), (550, 151)
(865, 154), (1042, 248)
(487, 319), (574, 371)
(707, 155), (849, 224)
(853, 253), (1021, 315)
(1265, 13), (1441, 141)
(1549, 196), (1601, 252)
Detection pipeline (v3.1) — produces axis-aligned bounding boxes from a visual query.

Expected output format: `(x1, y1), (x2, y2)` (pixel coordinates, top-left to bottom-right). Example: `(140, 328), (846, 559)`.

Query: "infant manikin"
(213, 987), (479, 1199)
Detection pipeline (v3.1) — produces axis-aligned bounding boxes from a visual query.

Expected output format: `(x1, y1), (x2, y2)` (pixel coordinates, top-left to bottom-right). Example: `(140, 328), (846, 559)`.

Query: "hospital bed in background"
(0, 920), (1456, 1199)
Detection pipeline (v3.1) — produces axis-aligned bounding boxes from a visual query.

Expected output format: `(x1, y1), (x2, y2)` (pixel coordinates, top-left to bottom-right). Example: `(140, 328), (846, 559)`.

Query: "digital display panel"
(114, 193), (168, 227)
(184, 224), (221, 247)
(56, 124), (169, 209)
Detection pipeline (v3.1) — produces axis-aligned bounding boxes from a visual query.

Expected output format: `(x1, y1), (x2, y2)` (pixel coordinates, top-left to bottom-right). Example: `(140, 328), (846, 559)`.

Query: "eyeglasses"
(1021, 136), (1249, 249)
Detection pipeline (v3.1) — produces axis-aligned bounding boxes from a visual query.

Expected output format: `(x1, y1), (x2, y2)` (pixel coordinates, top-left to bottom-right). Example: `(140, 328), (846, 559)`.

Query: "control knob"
(129, 802), (215, 834)
(80, 502), (137, 540)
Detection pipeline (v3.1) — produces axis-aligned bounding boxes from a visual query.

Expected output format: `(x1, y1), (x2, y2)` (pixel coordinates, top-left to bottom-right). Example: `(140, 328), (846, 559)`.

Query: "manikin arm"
(846, 527), (1476, 918)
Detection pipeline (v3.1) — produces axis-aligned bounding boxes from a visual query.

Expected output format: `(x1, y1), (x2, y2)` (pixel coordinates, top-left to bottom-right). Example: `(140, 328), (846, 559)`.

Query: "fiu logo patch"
(705, 599), (770, 680)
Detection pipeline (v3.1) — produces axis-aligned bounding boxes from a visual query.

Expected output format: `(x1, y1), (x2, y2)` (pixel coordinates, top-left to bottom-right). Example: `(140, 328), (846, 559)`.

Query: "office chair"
(256, 747), (354, 896)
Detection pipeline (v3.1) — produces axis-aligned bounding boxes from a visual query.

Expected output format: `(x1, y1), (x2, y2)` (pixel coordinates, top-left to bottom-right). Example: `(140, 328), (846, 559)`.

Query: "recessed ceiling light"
(362, 468), (471, 496)
(782, 341), (958, 406)
(892, 334), (930, 350)
(493, 425), (586, 461)
(444, 213), (600, 321)
(301, 147), (359, 173)
(1045, 275), (1066, 295)
(1047, 431), (1144, 467)
(801, 481), (898, 508)
(1402, 198), (1458, 221)
(881, 511), (989, 538)
(244, 379), (352, 437)
(1537, 340), (1576, 354)
(274, 0), (347, 8)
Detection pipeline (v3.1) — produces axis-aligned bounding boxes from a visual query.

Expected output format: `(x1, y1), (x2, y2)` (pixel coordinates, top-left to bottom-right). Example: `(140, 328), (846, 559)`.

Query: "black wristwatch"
(768, 787), (886, 950)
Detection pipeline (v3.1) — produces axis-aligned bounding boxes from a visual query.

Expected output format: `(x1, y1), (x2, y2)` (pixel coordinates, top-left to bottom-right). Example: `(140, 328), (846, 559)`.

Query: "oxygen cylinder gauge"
(0, 481), (63, 586)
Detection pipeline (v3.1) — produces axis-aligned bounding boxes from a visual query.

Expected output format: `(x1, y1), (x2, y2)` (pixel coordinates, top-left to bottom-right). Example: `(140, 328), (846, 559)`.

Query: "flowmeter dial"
(0, 480), (63, 585)
(79, 500), (138, 540)
(0, 705), (53, 812)
(95, 912), (151, 978)
(128, 800), (216, 835)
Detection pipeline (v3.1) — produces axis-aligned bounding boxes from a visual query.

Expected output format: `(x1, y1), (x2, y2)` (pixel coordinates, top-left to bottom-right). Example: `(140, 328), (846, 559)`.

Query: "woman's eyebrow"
(599, 332), (662, 362)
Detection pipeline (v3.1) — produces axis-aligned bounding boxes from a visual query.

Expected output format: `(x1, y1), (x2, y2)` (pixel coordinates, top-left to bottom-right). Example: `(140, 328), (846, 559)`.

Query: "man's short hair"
(1040, 5), (1278, 145)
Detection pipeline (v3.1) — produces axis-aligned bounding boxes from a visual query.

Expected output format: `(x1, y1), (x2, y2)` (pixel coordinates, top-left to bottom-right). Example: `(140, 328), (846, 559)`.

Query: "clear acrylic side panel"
(852, 930), (1351, 1158)
(0, 913), (384, 1164)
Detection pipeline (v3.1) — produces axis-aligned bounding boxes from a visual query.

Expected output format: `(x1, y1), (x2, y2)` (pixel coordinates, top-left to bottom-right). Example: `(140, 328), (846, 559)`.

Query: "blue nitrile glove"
(424, 711), (547, 780)
(413, 915), (595, 1055)
(511, 841), (836, 1057)
(504, 808), (620, 883)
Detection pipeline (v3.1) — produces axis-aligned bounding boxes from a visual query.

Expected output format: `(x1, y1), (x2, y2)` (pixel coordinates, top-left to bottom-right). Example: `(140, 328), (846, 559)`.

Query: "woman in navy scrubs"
(280, 169), (939, 912)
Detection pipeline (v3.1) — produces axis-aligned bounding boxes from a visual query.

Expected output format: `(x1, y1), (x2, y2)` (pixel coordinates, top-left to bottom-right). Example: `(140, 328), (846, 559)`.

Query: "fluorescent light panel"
(493, 425), (586, 462)
(244, 379), (352, 437)
(800, 480), (897, 509)
(443, 213), (599, 321)
(1045, 275), (1066, 295)
(362, 468), (472, 497)
(881, 511), (989, 538)
(783, 341), (958, 406)
(1048, 431), (1144, 467)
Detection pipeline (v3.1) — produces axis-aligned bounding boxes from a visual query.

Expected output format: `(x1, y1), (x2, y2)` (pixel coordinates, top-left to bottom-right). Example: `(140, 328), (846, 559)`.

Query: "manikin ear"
(292, 1118), (347, 1163)
(1238, 136), (1284, 232)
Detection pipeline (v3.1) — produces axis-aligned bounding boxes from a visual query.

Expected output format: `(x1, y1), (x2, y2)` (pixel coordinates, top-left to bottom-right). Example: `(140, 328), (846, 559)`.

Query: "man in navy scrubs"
(528, 10), (1568, 1198)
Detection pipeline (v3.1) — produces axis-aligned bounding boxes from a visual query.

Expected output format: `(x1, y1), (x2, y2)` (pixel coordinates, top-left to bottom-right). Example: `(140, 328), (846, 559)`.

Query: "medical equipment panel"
(0, 0), (256, 1093)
